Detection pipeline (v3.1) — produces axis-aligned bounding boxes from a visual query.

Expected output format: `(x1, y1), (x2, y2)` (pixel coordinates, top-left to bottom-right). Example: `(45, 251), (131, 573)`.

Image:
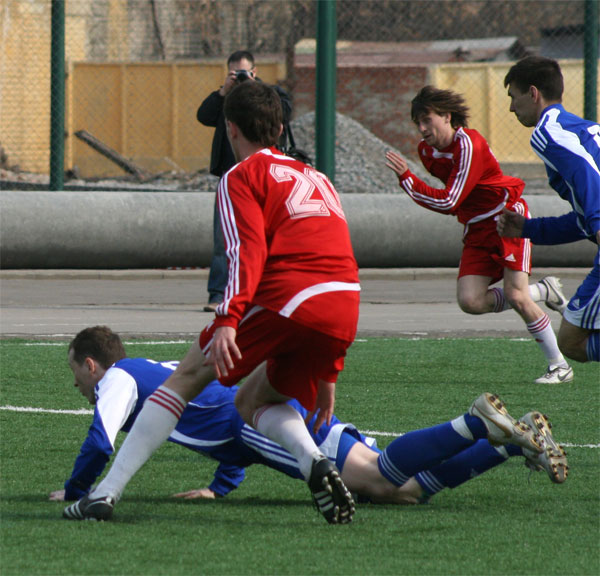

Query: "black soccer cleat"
(308, 456), (355, 524)
(63, 494), (116, 521)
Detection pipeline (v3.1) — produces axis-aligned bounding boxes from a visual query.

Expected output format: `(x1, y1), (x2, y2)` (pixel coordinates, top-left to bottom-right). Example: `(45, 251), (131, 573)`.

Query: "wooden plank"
(74, 129), (151, 181)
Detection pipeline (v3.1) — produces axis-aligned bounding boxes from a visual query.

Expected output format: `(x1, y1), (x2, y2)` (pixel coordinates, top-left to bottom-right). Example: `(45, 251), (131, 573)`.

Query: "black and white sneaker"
(63, 494), (116, 521)
(308, 456), (355, 524)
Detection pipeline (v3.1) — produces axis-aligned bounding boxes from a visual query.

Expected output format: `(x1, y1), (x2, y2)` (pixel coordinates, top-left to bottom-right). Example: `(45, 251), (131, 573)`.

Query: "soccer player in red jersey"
(63, 81), (360, 524)
(386, 86), (572, 384)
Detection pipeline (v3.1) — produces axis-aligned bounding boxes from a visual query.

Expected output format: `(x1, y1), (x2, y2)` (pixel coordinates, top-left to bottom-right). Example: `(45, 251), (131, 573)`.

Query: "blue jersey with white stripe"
(64, 358), (374, 500)
(523, 104), (600, 245)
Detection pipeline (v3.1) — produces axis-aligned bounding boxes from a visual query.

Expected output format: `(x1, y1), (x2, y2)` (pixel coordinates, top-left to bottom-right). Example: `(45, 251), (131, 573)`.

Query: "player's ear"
(226, 119), (237, 139)
(85, 357), (96, 374)
(529, 85), (539, 101)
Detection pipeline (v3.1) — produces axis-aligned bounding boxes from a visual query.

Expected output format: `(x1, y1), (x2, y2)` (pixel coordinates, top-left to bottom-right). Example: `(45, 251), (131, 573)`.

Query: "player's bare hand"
(49, 489), (66, 501)
(306, 380), (336, 434)
(205, 326), (241, 379)
(497, 207), (526, 238)
(172, 488), (216, 500)
(385, 150), (409, 179)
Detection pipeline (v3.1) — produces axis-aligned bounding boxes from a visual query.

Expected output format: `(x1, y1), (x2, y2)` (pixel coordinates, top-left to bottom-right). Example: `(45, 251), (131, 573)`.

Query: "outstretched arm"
(386, 132), (483, 216)
(51, 368), (138, 501)
(173, 462), (246, 499)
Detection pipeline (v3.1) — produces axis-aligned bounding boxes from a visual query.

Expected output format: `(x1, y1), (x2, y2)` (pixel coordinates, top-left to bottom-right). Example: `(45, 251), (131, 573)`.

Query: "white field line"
(6, 337), (535, 347)
(13, 340), (193, 347)
(0, 406), (597, 449)
(1, 405), (94, 415)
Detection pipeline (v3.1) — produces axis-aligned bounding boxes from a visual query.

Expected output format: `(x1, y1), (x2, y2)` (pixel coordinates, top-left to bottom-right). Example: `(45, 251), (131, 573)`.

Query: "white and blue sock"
(377, 414), (487, 487)
(415, 441), (522, 496)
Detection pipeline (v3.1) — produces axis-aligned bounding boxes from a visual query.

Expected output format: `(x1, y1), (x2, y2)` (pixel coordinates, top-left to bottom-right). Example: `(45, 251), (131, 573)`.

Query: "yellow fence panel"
(430, 61), (600, 164)
(68, 61), (284, 178)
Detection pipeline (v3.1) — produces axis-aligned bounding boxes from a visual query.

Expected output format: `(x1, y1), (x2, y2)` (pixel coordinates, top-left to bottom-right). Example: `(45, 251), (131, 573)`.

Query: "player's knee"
(557, 330), (588, 362)
(233, 388), (255, 425)
(457, 292), (485, 314)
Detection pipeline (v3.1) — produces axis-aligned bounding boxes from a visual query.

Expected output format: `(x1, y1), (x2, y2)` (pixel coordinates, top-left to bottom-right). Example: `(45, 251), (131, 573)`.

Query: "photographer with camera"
(197, 50), (292, 312)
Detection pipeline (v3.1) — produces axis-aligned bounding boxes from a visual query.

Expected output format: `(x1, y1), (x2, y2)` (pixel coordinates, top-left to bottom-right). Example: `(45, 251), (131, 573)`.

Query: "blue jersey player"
(499, 56), (600, 366)
(56, 327), (567, 514)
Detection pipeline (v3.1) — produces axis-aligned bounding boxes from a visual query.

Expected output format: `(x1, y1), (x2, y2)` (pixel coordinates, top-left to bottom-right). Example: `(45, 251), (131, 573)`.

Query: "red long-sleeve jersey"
(398, 127), (525, 229)
(214, 147), (360, 342)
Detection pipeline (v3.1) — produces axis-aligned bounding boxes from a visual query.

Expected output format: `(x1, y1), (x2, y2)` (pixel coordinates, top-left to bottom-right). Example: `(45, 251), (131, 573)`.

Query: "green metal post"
(50, 0), (65, 190)
(584, 0), (599, 121)
(316, 0), (336, 182)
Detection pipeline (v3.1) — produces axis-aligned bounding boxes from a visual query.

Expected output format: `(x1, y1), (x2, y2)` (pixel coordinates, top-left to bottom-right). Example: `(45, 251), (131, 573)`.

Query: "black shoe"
(308, 456), (355, 524)
(63, 494), (115, 521)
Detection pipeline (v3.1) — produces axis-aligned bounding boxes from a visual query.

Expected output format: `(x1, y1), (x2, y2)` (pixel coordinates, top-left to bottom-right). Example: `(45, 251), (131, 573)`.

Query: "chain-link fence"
(1, 0), (598, 188)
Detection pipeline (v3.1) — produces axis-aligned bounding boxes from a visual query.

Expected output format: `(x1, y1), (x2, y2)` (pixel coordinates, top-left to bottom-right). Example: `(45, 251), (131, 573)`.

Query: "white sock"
(92, 386), (186, 501)
(253, 403), (322, 481)
(527, 314), (569, 369)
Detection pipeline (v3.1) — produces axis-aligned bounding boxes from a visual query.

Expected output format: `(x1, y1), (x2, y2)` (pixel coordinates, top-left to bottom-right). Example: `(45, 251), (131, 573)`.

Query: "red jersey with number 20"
(398, 127), (525, 231)
(214, 147), (360, 342)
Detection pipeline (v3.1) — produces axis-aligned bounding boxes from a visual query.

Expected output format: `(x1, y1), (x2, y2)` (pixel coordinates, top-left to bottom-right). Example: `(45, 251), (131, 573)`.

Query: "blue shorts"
(336, 430), (381, 471)
(564, 254), (600, 330)
(240, 419), (379, 481)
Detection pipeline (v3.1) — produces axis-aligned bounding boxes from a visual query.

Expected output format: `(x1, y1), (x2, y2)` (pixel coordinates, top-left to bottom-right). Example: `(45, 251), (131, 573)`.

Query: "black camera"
(235, 69), (253, 82)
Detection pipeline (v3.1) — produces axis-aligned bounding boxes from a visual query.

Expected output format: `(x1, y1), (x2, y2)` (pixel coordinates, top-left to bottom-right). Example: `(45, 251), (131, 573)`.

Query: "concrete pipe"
(0, 190), (594, 269)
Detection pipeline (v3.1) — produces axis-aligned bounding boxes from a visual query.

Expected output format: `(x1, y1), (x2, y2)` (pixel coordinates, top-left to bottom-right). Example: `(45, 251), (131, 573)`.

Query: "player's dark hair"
(224, 81), (282, 147)
(69, 326), (126, 369)
(227, 50), (255, 67)
(411, 85), (470, 128)
(504, 56), (563, 101)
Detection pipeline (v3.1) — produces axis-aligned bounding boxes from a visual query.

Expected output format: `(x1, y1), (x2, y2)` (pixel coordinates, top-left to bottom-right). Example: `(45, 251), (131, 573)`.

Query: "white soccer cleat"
(469, 393), (543, 452)
(539, 276), (568, 314)
(520, 411), (569, 484)
(534, 365), (574, 385)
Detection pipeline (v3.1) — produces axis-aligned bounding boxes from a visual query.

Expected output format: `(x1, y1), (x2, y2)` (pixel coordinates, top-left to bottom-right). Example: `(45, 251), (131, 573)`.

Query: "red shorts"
(199, 307), (352, 410)
(459, 220), (531, 284)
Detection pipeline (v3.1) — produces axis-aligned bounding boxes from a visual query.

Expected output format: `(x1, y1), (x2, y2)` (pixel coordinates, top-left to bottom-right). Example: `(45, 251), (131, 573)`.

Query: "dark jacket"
(197, 82), (292, 177)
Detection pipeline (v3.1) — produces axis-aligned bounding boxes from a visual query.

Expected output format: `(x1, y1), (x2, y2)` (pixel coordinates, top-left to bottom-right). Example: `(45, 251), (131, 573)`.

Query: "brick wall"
(293, 63), (428, 158)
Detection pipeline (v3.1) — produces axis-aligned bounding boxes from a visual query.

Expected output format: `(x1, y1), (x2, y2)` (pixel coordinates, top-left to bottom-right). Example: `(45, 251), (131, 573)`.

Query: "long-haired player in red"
(386, 86), (572, 385)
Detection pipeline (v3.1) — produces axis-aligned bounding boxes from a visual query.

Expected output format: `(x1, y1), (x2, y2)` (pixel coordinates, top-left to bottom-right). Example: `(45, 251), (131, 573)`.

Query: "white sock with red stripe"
(491, 283), (550, 313)
(253, 403), (322, 481)
(91, 386), (186, 501)
(527, 314), (569, 369)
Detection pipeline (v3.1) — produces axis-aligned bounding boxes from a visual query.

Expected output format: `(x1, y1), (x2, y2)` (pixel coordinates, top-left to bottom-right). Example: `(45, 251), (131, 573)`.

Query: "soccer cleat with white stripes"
(308, 456), (355, 524)
(539, 276), (568, 314)
(534, 365), (574, 384)
(469, 393), (543, 453)
(63, 494), (116, 521)
(520, 411), (569, 484)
